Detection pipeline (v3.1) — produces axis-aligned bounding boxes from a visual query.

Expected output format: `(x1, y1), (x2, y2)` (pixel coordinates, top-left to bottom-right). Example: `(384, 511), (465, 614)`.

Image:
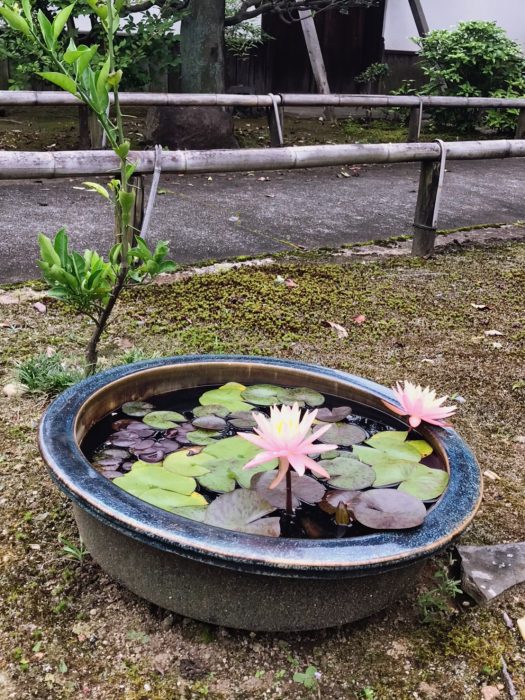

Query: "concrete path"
(1, 158), (524, 283)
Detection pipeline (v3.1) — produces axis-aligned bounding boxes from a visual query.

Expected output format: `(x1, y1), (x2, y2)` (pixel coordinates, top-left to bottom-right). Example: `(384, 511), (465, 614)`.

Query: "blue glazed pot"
(39, 355), (482, 631)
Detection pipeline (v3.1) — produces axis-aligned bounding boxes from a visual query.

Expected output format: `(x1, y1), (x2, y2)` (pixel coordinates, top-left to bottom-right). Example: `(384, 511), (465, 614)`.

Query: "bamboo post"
(408, 0), (429, 36)
(296, 8), (335, 121)
(515, 108), (525, 139)
(88, 109), (105, 149)
(266, 93), (284, 147)
(407, 102), (423, 142)
(78, 106), (91, 149)
(412, 140), (447, 256)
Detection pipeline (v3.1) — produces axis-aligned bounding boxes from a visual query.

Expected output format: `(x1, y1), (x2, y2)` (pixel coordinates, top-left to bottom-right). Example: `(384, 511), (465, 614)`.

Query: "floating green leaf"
(409, 440), (434, 457)
(187, 428), (222, 446)
(204, 489), (280, 537)
(241, 384), (289, 406)
(170, 506), (208, 522)
(196, 436), (277, 492)
(353, 489), (427, 530)
(199, 382), (251, 412)
(318, 455), (375, 490)
(398, 465), (449, 501)
(353, 442), (421, 465)
(365, 430), (409, 446)
(143, 410), (186, 429)
(317, 423), (367, 446)
(284, 387), (325, 407)
(113, 463), (207, 513)
(193, 404), (230, 419)
(121, 400), (154, 417)
(369, 458), (419, 487)
(163, 449), (211, 477)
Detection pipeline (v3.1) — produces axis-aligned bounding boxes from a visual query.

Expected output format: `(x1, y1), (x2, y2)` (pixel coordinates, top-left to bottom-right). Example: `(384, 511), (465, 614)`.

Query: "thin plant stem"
(285, 465), (293, 516)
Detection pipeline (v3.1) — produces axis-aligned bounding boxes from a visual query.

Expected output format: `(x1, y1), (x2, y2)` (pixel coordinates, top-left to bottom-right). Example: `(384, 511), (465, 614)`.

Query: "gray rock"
(457, 542), (525, 604)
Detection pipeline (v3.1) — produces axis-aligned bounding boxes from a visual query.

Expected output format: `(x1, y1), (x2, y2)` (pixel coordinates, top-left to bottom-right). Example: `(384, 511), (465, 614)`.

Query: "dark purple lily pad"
(316, 406), (353, 423)
(121, 401), (154, 417)
(97, 448), (129, 460)
(193, 404), (230, 419)
(101, 470), (122, 479)
(317, 423), (367, 447)
(204, 489), (280, 537)
(192, 415), (227, 431)
(253, 471), (326, 510)
(352, 489), (427, 530)
(228, 410), (259, 429)
(156, 438), (180, 454)
(136, 448), (165, 463)
(130, 438), (156, 452)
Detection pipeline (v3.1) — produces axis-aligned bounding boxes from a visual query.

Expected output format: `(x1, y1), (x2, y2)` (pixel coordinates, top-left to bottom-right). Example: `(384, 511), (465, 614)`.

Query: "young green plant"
(0, 0), (176, 374)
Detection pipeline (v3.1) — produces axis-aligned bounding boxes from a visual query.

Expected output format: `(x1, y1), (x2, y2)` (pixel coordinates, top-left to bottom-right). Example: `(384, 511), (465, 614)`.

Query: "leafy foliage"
(16, 352), (81, 396)
(38, 229), (176, 317)
(415, 21), (525, 133)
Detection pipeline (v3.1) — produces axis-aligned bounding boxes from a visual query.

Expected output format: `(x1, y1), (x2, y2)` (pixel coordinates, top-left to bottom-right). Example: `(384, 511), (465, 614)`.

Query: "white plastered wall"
(384, 0), (525, 52)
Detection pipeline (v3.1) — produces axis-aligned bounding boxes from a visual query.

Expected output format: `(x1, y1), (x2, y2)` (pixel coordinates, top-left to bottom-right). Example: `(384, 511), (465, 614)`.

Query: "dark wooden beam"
(408, 0), (429, 36)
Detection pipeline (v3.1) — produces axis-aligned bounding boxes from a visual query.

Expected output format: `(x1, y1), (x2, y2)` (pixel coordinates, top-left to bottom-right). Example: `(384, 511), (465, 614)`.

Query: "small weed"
(58, 535), (88, 564)
(117, 347), (160, 365)
(417, 559), (463, 623)
(16, 353), (81, 396)
(293, 665), (321, 689)
(361, 688), (377, 700)
(274, 669), (286, 681)
(126, 629), (150, 644)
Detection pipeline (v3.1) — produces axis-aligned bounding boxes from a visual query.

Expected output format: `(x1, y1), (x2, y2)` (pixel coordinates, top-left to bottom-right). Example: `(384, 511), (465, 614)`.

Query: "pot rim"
(39, 354), (482, 578)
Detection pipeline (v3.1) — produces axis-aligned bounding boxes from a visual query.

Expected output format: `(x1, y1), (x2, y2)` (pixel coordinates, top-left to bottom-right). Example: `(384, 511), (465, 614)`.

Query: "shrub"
(415, 21), (525, 133)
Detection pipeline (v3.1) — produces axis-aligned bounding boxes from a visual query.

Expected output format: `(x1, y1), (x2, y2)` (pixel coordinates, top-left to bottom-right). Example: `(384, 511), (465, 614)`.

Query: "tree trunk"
(146, 0), (238, 149)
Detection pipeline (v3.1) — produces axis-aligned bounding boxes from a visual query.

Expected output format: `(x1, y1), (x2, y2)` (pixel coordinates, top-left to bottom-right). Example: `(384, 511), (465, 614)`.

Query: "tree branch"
(225, 0), (379, 26)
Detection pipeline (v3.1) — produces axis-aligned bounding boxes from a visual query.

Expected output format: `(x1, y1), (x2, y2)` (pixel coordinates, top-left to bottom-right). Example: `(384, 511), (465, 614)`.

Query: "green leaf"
(0, 6), (31, 36)
(82, 181), (110, 200)
(52, 3), (75, 39)
(318, 455), (375, 491)
(37, 9), (54, 48)
(38, 233), (62, 267)
(142, 410), (185, 429)
(115, 140), (130, 160)
(163, 450), (211, 478)
(397, 465), (449, 501)
(199, 382), (252, 412)
(20, 0), (33, 27)
(53, 228), (69, 267)
(38, 72), (78, 96)
(96, 56), (110, 102)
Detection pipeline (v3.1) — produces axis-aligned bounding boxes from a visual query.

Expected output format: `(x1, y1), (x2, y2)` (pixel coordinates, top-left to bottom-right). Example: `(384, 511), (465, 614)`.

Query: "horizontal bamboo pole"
(2, 140), (525, 180)
(2, 91), (525, 110)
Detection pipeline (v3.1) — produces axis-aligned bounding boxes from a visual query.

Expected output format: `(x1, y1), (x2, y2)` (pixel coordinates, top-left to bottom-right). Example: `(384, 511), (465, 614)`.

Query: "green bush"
(415, 21), (525, 133)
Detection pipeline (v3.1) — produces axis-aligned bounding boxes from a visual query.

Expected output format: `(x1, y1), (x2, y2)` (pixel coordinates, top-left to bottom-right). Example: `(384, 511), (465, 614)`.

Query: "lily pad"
(398, 465), (449, 501)
(318, 455), (375, 490)
(365, 430), (409, 446)
(163, 449), (211, 477)
(199, 382), (251, 412)
(253, 471), (326, 510)
(113, 463), (207, 513)
(241, 384), (289, 406)
(228, 411), (259, 429)
(369, 458), (420, 487)
(408, 440), (433, 457)
(170, 506), (208, 522)
(316, 406), (352, 423)
(284, 387), (325, 407)
(204, 489), (280, 537)
(196, 436), (278, 492)
(116, 465), (197, 495)
(121, 401), (154, 417)
(192, 415), (227, 431)
(193, 404), (230, 419)
(353, 442), (422, 465)
(143, 411), (186, 429)
(353, 489), (427, 530)
(187, 428), (222, 446)
(323, 489), (362, 510)
(317, 423), (367, 447)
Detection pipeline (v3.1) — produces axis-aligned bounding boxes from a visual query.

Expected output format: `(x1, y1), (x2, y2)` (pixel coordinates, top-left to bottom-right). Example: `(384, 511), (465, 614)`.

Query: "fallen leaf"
(517, 616), (525, 641)
(484, 330), (504, 337)
(352, 314), (366, 324)
(323, 320), (348, 339)
(483, 470), (500, 481)
(284, 278), (298, 288)
(471, 303), (488, 310)
(33, 302), (46, 314)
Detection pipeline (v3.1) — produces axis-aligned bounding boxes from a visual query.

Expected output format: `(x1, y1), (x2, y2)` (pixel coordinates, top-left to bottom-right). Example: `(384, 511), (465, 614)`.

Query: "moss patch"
(0, 243), (524, 699)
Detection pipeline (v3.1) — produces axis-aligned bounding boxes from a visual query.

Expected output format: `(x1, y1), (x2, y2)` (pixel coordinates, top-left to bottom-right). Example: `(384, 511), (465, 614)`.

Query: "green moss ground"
(0, 243), (524, 699)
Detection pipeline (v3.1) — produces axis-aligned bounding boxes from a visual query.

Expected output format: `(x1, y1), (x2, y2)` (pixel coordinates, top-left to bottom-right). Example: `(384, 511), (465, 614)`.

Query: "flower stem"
(285, 466), (292, 516)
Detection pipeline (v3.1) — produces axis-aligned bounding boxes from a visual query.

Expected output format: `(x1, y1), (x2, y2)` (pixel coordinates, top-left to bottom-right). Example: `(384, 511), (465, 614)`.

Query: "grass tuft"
(16, 353), (81, 396)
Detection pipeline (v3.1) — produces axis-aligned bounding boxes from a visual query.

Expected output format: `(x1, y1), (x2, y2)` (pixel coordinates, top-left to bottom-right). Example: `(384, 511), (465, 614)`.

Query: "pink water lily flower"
(382, 380), (457, 428)
(239, 403), (337, 489)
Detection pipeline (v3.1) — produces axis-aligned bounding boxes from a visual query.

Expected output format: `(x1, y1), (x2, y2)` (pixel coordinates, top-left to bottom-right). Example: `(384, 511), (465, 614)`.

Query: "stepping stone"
(457, 542), (525, 604)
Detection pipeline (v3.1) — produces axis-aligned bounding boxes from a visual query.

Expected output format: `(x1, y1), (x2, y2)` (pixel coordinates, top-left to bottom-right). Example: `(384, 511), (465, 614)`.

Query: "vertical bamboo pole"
(297, 7), (335, 121)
